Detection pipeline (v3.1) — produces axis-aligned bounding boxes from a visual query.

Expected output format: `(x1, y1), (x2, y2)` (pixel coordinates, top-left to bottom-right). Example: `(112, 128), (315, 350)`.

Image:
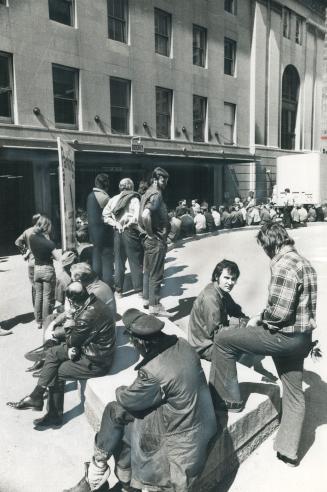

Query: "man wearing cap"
(63, 308), (217, 492)
(102, 178), (143, 298)
(55, 250), (77, 308)
(139, 167), (171, 317)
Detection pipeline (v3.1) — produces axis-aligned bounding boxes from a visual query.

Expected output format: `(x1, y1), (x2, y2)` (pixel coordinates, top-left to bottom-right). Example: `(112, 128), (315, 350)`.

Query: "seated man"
(63, 308), (217, 492)
(188, 259), (247, 361)
(7, 282), (116, 429)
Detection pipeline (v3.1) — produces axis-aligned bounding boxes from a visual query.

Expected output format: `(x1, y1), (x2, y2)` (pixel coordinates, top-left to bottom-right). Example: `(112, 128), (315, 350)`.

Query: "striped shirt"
(262, 245), (317, 334)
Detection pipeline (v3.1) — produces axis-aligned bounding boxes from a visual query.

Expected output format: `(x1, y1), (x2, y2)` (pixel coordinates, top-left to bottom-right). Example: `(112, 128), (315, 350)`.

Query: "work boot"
(149, 303), (172, 318)
(63, 462), (110, 492)
(33, 384), (64, 428)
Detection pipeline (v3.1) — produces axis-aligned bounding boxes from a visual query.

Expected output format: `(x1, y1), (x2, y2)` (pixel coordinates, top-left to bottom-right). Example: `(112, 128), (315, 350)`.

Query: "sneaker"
(143, 299), (149, 310)
(149, 304), (172, 318)
(115, 292), (123, 299)
(276, 452), (298, 467)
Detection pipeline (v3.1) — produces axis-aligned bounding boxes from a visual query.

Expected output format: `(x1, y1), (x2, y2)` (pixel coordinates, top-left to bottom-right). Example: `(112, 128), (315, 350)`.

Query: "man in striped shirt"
(210, 223), (317, 466)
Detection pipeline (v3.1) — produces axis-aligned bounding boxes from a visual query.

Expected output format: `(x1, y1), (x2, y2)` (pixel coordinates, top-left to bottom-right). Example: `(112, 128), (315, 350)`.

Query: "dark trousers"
(92, 245), (114, 289)
(38, 343), (108, 388)
(283, 206), (293, 228)
(28, 262), (35, 307)
(143, 236), (166, 306)
(114, 228), (143, 293)
(95, 401), (134, 483)
(209, 324), (313, 460)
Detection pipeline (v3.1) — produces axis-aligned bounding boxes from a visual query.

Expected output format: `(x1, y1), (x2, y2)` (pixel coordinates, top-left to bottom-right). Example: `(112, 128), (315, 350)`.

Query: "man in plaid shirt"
(210, 222), (317, 466)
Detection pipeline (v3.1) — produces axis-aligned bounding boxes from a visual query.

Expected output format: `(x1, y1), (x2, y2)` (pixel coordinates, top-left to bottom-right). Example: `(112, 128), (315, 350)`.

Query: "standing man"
(210, 223), (317, 465)
(139, 167), (171, 317)
(283, 187), (293, 229)
(63, 308), (217, 492)
(86, 174), (114, 289)
(102, 178), (143, 298)
(15, 213), (41, 307)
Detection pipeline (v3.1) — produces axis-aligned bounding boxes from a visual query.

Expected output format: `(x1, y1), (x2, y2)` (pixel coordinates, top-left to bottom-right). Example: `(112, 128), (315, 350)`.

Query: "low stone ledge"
(84, 318), (280, 487)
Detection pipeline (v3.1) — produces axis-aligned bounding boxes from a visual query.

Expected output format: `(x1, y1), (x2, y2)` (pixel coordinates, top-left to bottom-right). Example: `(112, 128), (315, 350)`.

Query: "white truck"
(272, 151), (327, 206)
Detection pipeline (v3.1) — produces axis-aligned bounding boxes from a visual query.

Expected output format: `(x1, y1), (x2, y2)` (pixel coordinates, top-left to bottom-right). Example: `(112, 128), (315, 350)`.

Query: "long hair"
(33, 215), (52, 235)
(257, 223), (294, 258)
(211, 259), (240, 282)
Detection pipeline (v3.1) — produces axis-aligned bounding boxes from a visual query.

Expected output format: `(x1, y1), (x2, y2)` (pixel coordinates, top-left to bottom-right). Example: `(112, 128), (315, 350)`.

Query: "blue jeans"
(34, 265), (56, 325)
(209, 324), (313, 460)
(114, 229), (143, 293)
(143, 236), (166, 307)
(28, 260), (35, 307)
(92, 245), (114, 289)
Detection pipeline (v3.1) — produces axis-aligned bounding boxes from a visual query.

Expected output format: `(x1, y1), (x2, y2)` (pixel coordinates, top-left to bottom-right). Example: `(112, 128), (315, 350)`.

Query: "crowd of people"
(2, 168), (320, 492)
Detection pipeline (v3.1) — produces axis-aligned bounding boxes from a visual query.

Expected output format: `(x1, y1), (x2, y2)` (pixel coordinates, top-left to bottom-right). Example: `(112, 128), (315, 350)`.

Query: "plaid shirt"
(262, 245), (317, 333)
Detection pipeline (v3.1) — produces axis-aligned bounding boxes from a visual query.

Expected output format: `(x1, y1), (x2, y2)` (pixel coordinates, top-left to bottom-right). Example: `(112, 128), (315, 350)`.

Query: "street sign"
(131, 137), (144, 153)
(57, 137), (76, 250)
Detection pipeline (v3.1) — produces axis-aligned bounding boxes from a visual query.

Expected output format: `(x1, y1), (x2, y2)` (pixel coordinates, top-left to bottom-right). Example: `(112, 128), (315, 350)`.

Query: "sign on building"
(57, 137), (76, 250)
(131, 137), (144, 153)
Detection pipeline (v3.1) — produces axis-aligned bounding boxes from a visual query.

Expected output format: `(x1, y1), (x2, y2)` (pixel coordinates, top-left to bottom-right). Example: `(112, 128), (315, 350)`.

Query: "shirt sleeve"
(102, 198), (118, 228)
(116, 368), (164, 413)
(15, 231), (26, 251)
(263, 266), (301, 328)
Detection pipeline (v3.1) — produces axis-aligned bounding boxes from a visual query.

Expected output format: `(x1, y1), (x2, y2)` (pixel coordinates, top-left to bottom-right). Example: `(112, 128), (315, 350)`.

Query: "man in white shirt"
(194, 209), (207, 233)
(103, 178), (143, 297)
(210, 206), (221, 228)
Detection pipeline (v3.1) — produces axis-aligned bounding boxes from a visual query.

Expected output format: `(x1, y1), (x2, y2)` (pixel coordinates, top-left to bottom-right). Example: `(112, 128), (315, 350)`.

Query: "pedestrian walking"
(86, 174), (114, 289)
(15, 213), (40, 307)
(29, 215), (61, 330)
(63, 308), (217, 492)
(209, 223), (318, 465)
(102, 178), (143, 297)
(139, 167), (171, 317)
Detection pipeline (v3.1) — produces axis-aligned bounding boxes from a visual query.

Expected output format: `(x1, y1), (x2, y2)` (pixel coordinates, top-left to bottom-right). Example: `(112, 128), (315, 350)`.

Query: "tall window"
(283, 8), (291, 39)
(224, 103), (236, 144)
(193, 25), (207, 67)
(48, 0), (74, 26)
(156, 87), (172, 139)
(295, 16), (303, 45)
(224, 38), (236, 76)
(0, 52), (13, 122)
(281, 65), (300, 150)
(110, 77), (130, 134)
(52, 65), (78, 128)
(193, 95), (207, 142)
(224, 0), (236, 15)
(155, 8), (171, 57)
(108, 0), (128, 43)
(0, 0), (8, 5)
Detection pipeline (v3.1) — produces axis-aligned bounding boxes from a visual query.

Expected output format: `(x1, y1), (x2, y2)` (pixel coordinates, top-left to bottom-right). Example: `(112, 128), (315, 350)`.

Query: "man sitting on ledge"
(7, 282), (116, 429)
(63, 308), (217, 492)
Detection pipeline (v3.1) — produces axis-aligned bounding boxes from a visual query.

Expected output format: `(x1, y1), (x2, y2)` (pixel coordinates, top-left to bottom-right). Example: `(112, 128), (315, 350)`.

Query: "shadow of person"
(161, 274), (198, 298)
(109, 346), (140, 374)
(168, 296), (197, 322)
(2, 312), (34, 330)
(298, 370), (327, 461)
(239, 381), (281, 413)
(164, 264), (187, 278)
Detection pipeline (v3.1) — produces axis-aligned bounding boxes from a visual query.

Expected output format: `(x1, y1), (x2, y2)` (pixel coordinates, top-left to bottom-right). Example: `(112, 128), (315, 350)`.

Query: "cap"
(122, 308), (164, 338)
(61, 250), (77, 267)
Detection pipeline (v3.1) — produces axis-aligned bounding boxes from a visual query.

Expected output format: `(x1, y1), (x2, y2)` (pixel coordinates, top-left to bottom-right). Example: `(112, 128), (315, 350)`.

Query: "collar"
(93, 187), (109, 197)
(271, 245), (296, 267)
(135, 334), (178, 370)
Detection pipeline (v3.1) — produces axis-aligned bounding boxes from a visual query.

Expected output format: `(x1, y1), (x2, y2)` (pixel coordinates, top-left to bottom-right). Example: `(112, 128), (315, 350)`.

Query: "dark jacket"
(116, 336), (217, 492)
(188, 282), (246, 361)
(87, 188), (113, 247)
(65, 294), (116, 367)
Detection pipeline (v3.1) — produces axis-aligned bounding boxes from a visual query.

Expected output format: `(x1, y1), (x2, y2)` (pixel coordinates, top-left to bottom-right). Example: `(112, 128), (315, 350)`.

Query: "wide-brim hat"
(122, 308), (164, 338)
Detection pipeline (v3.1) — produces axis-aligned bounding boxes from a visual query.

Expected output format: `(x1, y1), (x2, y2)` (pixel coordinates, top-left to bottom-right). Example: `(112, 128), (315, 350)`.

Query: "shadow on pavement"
(167, 296), (197, 322)
(240, 381), (280, 412)
(161, 274), (198, 298)
(2, 311), (34, 329)
(298, 370), (327, 461)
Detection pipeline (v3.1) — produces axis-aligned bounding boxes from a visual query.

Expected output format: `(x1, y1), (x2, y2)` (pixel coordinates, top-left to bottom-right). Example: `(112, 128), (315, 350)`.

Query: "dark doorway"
(281, 65), (300, 150)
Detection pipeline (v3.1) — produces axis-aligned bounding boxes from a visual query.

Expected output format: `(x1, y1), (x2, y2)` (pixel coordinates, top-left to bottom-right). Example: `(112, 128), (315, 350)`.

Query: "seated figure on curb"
(63, 308), (217, 492)
(209, 223), (318, 466)
(188, 259), (247, 361)
(7, 282), (116, 429)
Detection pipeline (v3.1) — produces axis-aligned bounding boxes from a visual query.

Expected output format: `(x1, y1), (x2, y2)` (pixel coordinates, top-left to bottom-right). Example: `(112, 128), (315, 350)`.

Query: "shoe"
(37, 323), (43, 330)
(276, 452), (298, 467)
(7, 395), (43, 411)
(62, 463), (110, 492)
(0, 327), (13, 336)
(33, 412), (63, 428)
(26, 360), (44, 372)
(115, 291), (123, 299)
(216, 400), (244, 413)
(149, 304), (172, 318)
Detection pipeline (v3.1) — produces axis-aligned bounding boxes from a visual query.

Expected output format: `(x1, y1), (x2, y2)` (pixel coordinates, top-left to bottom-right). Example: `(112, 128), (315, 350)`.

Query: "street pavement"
(0, 224), (326, 492)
